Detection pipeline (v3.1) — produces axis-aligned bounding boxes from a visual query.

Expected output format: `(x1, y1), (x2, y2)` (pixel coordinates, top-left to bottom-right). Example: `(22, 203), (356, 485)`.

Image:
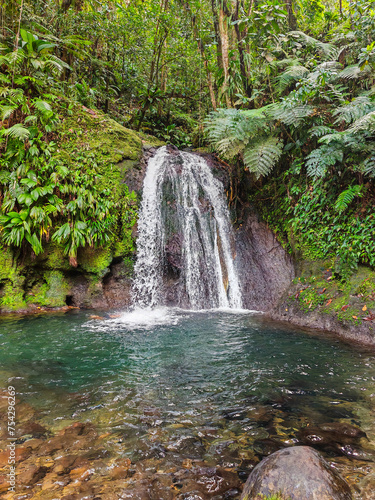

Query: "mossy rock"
(78, 246), (113, 275)
(0, 247), (27, 311)
(58, 104), (143, 166)
(26, 271), (70, 307)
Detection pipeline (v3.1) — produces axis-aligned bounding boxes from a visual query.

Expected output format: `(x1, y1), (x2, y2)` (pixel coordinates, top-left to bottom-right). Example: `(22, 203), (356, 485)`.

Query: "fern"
(335, 185), (363, 212)
(348, 110), (375, 133)
(276, 65), (309, 93)
(306, 145), (343, 177)
(288, 31), (336, 60)
(1, 123), (30, 141)
(308, 125), (334, 138)
(267, 103), (315, 126)
(339, 64), (371, 80)
(362, 157), (375, 177)
(333, 95), (375, 125)
(243, 136), (283, 179)
(204, 108), (268, 158)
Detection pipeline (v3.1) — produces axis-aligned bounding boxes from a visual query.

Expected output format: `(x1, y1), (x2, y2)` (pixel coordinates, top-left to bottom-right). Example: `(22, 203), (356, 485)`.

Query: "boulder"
(240, 446), (352, 500)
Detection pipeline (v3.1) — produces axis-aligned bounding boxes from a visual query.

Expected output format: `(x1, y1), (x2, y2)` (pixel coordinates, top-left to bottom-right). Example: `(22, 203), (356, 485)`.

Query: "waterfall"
(132, 146), (243, 310)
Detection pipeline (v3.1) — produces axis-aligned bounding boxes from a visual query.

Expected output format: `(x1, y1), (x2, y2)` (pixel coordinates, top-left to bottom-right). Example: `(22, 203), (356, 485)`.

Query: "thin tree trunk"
(233, 0), (252, 98)
(182, 0), (217, 110)
(210, 0), (223, 70)
(218, 6), (231, 107)
(285, 0), (297, 30)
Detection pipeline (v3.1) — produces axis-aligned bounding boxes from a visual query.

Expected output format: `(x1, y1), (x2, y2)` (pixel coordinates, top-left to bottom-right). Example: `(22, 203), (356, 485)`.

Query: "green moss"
(43, 244), (71, 270)
(78, 246), (113, 275)
(0, 273), (26, 311)
(136, 130), (166, 148)
(27, 271), (70, 307)
(0, 247), (27, 311)
(58, 104), (143, 166)
(290, 261), (375, 326)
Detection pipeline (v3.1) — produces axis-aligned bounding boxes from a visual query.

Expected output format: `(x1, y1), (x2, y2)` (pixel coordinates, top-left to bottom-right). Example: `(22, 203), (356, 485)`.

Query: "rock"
(17, 464), (48, 486)
(334, 443), (374, 461)
(235, 208), (295, 311)
(240, 446), (352, 500)
(0, 447), (30, 466)
(319, 422), (366, 440)
(109, 460), (132, 480)
(17, 421), (48, 438)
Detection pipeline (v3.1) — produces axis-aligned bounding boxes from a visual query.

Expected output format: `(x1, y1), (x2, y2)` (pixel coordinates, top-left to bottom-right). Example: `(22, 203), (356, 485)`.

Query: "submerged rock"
(240, 446), (352, 500)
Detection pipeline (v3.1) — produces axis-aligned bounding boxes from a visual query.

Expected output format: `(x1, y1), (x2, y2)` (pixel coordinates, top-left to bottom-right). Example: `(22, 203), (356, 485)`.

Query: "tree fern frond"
(276, 65), (309, 93)
(289, 31), (335, 58)
(308, 125), (334, 138)
(348, 110), (375, 133)
(243, 136), (283, 179)
(306, 145), (343, 177)
(0, 105), (18, 120)
(267, 103), (315, 126)
(204, 108), (268, 158)
(335, 185), (363, 212)
(362, 157), (375, 177)
(0, 74), (11, 84)
(333, 96), (375, 125)
(338, 64), (371, 80)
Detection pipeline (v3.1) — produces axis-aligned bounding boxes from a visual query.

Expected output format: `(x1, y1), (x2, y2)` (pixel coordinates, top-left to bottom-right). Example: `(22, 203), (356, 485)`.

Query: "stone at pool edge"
(240, 446), (352, 500)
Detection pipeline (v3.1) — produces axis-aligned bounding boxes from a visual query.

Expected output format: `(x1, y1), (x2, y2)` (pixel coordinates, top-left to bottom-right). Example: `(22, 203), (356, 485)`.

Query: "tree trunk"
(285, 0), (297, 30)
(218, 6), (231, 107)
(233, 0), (252, 99)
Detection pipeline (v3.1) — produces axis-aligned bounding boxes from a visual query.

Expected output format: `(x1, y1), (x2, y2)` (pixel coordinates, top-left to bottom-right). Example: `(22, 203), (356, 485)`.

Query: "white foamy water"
(132, 146), (243, 310)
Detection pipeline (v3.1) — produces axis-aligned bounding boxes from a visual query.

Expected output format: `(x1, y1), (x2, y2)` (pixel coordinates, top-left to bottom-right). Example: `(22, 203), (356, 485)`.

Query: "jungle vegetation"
(0, 0), (374, 278)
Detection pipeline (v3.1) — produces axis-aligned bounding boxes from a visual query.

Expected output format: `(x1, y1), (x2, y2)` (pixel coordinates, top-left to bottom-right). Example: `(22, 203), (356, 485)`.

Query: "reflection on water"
(0, 309), (375, 498)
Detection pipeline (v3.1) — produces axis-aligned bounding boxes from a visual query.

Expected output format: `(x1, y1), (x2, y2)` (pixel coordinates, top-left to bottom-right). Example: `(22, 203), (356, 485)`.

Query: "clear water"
(1, 310), (375, 496)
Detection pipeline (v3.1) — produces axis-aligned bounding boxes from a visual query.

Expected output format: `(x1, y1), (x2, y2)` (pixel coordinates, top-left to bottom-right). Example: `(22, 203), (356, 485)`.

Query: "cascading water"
(132, 146), (243, 310)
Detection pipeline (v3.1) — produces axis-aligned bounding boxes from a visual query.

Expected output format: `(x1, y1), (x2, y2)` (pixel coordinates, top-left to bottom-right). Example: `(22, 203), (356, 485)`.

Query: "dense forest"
(1, 0), (374, 281)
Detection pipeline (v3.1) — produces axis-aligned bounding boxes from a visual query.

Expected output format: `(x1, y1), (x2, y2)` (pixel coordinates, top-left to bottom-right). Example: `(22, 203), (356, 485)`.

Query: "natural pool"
(1, 309), (375, 498)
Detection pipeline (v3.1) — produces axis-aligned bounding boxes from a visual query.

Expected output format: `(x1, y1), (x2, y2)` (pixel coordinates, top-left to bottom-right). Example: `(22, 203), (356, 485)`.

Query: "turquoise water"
(1, 308), (375, 496)
(1, 309), (374, 431)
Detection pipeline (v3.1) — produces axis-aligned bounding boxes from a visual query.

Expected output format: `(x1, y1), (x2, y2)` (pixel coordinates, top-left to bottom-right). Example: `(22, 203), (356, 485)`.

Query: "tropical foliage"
(1, 0), (375, 278)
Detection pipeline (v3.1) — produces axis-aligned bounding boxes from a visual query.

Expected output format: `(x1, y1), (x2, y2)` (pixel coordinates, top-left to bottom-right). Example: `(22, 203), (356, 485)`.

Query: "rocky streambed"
(1, 311), (375, 498)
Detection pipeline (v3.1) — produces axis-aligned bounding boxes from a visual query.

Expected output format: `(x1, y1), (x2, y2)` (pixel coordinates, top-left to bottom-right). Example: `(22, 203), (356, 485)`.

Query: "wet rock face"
(240, 446), (352, 500)
(235, 208), (295, 311)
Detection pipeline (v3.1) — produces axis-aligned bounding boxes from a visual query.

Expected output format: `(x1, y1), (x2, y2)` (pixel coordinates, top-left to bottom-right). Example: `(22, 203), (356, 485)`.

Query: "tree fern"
(333, 95), (375, 125)
(308, 125), (334, 138)
(267, 103), (315, 126)
(276, 65), (309, 93)
(335, 185), (363, 212)
(288, 31), (336, 60)
(362, 157), (375, 177)
(348, 110), (375, 133)
(306, 145), (343, 177)
(243, 136), (283, 179)
(204, 108), (268, 158)
(339, 64), (371, 80)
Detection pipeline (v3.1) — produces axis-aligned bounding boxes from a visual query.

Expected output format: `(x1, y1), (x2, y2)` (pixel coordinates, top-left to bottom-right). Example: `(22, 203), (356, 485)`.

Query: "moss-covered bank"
(270, 259), (375, 346)
(0, 104), (164, 314)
